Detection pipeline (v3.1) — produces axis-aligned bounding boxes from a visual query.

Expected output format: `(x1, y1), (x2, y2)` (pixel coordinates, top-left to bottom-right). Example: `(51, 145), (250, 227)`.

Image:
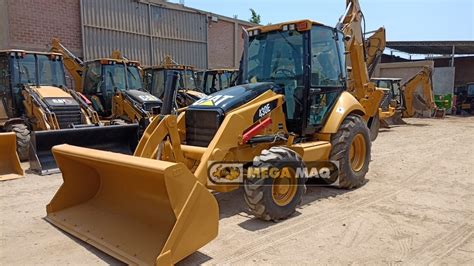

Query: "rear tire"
(6, 124), (30, 161)
(243, 147), (306, 221)
(330, 114), (371, 189)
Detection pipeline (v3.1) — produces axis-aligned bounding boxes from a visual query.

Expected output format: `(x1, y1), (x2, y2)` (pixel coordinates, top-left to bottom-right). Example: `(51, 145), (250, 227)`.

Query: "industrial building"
(0, 0), (255, 68)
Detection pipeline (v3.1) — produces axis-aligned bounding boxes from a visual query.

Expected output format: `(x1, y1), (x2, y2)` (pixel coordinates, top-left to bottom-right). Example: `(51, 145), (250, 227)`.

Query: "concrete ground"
(1, 116), (473, 265)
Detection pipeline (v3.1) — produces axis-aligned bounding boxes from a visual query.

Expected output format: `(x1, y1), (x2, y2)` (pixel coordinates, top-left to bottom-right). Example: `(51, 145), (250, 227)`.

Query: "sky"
(168, 0), (474, 42)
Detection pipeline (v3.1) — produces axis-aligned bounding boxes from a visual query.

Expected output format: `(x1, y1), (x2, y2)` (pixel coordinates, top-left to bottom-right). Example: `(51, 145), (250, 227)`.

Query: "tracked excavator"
(0, 50), (136, 175)
(373, 66), (435, 125)
(143, 56), (205, 111)
(45, 1), (383, 264)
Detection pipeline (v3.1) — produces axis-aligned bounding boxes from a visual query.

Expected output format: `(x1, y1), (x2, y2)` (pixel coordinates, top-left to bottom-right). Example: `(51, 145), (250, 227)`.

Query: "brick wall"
(7, 0), (82, 56)
(208, 19), (251, 69)
(208, 19), (235, 68)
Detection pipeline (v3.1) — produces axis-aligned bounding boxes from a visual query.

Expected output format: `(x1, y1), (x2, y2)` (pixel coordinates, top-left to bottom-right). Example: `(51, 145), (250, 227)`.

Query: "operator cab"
(372, 78), (402, 108)
(199, 69), (239, 94)
(0, 50), (66, 118)
(246, 20), (347, 135)
(82, 59), (144, 116)
(144, 67), (198, 99)
(144, 58), (204, 108)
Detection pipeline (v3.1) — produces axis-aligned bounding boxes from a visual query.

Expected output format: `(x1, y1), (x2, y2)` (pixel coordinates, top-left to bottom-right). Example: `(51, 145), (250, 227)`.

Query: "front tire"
(330, 114), (371, 189)
(6, 123), (30, 161)
(244, 147), (307, 221)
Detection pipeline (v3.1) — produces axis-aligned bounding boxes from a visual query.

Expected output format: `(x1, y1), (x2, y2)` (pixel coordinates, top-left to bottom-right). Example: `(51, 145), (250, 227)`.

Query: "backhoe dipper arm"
(50, 38), (84, 92)
(365, 27), (386, 78)
(402, 66), (435, 117)
(338, 0), (383, 118)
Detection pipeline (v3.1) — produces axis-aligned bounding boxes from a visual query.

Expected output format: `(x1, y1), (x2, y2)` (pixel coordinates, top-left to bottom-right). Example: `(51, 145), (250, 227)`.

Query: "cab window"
(83, 62), (102, 95)
(104, 64), (126, 92)
(37, 55), (65, 87)
(311, 27), (343, 87)
(307, 26), (345, 127)
(17, 54), (36, 85)
(248, 30), (304, 121)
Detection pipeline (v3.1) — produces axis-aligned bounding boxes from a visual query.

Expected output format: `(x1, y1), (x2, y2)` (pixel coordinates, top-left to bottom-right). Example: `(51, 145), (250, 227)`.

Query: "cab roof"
(86, 58), (140, 65)
(248, 19), (326, 33)
(372, 78), (403, 81)
(144, 65), (195, 71)
(0, 49), (63, 57)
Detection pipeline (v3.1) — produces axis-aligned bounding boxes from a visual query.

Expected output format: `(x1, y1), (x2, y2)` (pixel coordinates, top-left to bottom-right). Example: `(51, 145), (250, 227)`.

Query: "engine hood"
(190, 82), (277, 113)
(34, 86), (72, 99)
(125, 89), (161, 104)
(33, 86), (79, 107)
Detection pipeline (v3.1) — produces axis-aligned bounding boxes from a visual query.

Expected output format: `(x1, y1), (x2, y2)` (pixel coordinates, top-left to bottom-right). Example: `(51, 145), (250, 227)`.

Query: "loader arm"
(51, 38), (84, 92)
(401, 66), (435, 117)
(67, 89), (101, 125)
(21, 86), (58, 130)
(365, 27), (386, 78)
(111, 92), (153, 123)
(339, 0), (384, 119)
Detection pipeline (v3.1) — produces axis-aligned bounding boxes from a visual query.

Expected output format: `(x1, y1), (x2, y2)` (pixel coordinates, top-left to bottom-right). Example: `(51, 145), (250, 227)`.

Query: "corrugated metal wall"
(80, 0), (208, 68)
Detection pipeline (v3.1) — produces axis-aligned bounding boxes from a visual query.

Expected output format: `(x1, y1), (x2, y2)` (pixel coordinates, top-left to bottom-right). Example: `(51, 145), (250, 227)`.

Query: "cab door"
(305, 26), (346, 134)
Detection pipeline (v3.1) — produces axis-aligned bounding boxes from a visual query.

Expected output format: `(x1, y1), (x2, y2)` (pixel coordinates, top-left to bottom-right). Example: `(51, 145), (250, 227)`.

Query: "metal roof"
(386, 41), (474, 55)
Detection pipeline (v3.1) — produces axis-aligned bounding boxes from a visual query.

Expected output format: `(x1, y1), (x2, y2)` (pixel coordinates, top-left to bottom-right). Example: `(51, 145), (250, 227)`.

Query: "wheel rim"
(272, 167), (297, 206)
(349, 134), (367, 172)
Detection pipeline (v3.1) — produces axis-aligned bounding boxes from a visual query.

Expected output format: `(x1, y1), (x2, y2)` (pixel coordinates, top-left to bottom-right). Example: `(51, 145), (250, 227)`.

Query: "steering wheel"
(273, 68), (296, 78)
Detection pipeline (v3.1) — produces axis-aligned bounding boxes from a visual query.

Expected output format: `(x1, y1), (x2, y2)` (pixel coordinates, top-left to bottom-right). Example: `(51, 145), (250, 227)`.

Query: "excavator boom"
(401, 66), (435, 117)
(365, 27), (386, 78)
(339, 0), (384, 124)
(50, 38), (84, 91)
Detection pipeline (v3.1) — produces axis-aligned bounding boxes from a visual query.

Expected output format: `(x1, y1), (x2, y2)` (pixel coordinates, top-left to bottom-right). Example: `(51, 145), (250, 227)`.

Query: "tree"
(249, 8), (261, 24)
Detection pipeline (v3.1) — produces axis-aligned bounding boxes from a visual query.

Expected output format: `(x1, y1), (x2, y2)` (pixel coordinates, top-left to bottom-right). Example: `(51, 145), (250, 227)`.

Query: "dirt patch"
(1, 116), (473, 265)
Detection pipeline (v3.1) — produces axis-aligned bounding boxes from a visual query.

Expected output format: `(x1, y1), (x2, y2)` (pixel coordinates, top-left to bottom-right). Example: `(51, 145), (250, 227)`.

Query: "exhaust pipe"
(161, 71), (179, 115)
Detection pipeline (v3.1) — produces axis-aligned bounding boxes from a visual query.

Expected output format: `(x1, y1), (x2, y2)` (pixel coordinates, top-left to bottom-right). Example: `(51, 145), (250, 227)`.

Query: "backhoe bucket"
(30, 124), (138, 175)
(0, 132), (24, 181)
(46, 145), (218, 265)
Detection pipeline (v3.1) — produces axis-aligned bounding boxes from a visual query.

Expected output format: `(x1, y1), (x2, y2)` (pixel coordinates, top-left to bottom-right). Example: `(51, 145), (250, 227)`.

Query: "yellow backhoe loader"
(0, 50), (136, 174)
(51, 39), (162, 126)
(46, 6), (380, 262)
(373, 66), (435, 125)
(144, 56), (206, 111)
(0, 132), (24, 181)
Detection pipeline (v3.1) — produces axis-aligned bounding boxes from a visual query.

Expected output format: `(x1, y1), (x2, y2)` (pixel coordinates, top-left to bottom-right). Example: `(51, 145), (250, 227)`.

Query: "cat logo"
(207, 162), (244, 185)
(194, 95), (234, 106)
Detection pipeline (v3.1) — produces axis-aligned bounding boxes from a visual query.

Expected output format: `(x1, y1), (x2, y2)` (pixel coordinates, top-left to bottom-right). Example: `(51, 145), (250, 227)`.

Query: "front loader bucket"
(46, 145), (218, 265)
(0, 132), (24, 181)
(30, 124), (138, 175)
(381, 111), (406, 127)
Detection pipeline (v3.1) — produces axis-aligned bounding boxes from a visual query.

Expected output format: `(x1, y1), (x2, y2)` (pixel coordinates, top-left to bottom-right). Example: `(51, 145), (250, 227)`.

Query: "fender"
(320, 91), (365, 134)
